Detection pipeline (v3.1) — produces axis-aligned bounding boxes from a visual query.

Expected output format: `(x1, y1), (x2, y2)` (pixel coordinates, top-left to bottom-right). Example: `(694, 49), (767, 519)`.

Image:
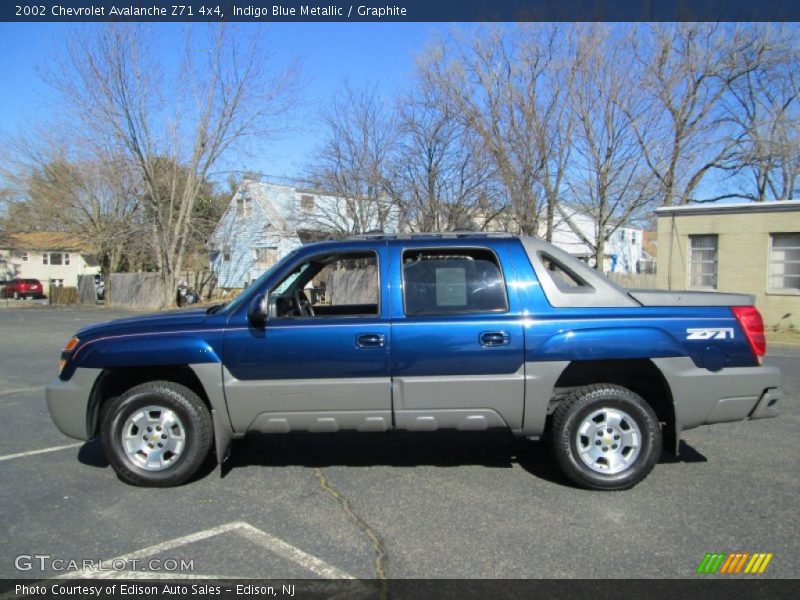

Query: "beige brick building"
(656, 201), (800, 328)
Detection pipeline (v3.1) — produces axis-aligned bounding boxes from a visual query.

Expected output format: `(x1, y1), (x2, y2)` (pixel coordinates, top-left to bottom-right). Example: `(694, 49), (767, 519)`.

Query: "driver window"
(272, 251), (379, 318)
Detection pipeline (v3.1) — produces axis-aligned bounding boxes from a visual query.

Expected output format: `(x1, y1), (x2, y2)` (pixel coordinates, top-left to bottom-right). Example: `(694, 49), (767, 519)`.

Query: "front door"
(223, 246), (392, 434)
(389, 242), (525, 431)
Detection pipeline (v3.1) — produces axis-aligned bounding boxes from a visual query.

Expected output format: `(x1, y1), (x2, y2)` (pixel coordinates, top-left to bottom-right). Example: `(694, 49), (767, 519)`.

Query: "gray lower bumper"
(749, 387), (783, 420)
(45, 368), (102, 441)
(653, 358), (782, 432)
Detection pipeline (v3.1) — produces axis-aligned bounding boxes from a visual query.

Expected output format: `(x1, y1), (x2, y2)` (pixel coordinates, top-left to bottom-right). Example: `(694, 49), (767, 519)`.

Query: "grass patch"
(766, 328), (800, 346)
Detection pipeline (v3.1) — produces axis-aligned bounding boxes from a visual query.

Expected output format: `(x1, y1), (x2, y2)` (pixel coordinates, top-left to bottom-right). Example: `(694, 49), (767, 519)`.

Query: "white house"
(478, 203), (645, 273)
(208, 181), (398, 289)
(208, 181), (645, 289)
(0, 232), (100, 287)
(551, 204), (645, 273)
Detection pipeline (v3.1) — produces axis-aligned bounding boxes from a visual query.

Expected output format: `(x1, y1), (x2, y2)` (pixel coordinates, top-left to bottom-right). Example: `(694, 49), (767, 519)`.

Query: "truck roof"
(346, 231), (516, 241)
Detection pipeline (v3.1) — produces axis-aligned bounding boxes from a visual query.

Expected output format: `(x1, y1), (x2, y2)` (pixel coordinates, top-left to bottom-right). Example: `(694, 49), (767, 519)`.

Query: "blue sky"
(0, 22), (444, 181)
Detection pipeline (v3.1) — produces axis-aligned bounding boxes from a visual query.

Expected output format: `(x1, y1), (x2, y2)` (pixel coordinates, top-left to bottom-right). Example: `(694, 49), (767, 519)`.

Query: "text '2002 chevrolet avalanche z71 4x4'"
(46, 233), (783, 490)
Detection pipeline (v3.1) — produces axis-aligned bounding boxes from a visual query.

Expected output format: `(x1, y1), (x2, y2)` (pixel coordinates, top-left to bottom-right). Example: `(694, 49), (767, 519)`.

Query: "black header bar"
(2, 579), (799, 599)
(3, 1), (800, 23)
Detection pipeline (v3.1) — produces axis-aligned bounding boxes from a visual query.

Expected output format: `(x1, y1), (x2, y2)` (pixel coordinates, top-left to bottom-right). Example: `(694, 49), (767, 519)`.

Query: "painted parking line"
(234, 521), (355, 579)
(0, 443), (83, 462)
(61, 521), (356, 580)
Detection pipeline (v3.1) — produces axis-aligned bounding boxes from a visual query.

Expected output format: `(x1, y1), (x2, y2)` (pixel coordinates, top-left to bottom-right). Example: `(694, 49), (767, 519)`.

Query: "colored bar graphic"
(733, 553), (749, 574)
(758, 554), (773, 573)
(700, 552), (773, 575)
(719, 553), (736, 573)
(696, 553), (726, 574)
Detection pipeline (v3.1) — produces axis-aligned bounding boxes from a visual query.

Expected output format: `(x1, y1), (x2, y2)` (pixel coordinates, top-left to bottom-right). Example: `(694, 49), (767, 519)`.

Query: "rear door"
(388, 241), (525, 431)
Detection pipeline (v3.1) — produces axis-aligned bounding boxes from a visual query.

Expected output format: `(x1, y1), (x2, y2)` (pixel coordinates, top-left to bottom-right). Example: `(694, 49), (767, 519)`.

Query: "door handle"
(356, 333), (386, 349)
(480, 331), (510, 347)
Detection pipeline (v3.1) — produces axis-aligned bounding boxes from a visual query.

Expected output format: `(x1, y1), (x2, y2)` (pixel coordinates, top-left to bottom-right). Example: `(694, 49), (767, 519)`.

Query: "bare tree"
(629, 23), (768, 205)
(304, 82), (399, 236)
(719, 27), (800, 201)
(0, 127), (145, 276)
(46, 24), (299, 307)
(25, 157), (142, 276)
(393, 79), (498, 232)
(566, 25), (659, 269)
(419, 25), (574, 238)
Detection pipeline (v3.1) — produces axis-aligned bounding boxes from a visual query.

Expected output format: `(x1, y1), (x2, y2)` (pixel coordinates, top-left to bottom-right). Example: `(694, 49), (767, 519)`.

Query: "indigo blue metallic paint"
(223, 319), (391, 380)
(222, 242), (392, 381)
(60, 310), (226, 380)
(505, 239), (757, 368)
(387, 240), (525, 378)
(60, 236), (758, 387)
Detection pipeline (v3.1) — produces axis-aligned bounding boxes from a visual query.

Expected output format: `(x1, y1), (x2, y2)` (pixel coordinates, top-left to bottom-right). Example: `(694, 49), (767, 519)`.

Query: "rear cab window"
(402, 247), (508, 315)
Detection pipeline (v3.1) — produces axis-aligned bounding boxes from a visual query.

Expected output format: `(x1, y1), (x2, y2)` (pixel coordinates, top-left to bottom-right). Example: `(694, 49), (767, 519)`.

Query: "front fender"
(64, 331), (221, 380)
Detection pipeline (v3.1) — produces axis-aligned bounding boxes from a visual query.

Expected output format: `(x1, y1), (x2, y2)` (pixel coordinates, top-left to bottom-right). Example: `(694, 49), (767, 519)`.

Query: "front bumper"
(45, 368), (103, 441)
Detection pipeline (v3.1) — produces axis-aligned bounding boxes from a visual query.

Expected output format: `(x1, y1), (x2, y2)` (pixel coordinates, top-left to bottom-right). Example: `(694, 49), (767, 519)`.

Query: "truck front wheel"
(101, 381), (213, 487)
(550, 384), (662, 490)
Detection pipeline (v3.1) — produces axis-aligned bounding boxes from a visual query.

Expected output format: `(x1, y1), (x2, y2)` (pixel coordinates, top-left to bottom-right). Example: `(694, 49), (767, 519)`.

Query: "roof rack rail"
(346, 231), (516, 241)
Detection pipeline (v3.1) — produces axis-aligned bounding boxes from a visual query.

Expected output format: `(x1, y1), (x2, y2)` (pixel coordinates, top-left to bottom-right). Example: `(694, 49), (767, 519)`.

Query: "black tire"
(550, 384), (662, 490)
(101, 381), (213, 487)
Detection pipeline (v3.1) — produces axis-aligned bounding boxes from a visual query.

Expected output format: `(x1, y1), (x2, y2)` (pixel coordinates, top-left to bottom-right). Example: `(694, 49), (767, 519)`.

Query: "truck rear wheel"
(550, 384), (662, 490)
(101, 381), (213, 487)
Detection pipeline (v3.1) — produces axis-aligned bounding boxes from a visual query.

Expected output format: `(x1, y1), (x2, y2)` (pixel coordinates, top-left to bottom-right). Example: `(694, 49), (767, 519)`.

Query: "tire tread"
(551, 383), (661, 491)
(101, 380), (212, 487)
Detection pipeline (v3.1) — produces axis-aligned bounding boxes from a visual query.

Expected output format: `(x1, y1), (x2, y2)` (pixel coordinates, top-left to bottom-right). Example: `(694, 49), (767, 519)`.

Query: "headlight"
(60, 337), (80, 372)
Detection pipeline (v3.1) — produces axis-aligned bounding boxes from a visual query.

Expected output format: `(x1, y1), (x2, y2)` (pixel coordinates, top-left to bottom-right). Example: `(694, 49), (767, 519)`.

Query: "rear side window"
(402, 248), (508, 315)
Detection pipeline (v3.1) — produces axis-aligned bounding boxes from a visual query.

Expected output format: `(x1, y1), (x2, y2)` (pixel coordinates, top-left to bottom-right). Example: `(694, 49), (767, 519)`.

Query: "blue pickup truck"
(46, 233), (783, 490)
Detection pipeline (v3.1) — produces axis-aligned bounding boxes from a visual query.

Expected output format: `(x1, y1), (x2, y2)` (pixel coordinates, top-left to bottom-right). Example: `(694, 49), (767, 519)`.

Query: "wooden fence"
(49, 286), (79, 305)
(107, 273), (166, 311)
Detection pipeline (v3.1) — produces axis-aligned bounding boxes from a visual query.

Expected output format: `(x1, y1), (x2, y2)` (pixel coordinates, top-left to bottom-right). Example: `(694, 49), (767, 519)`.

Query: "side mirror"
(247, 293), (270, 327)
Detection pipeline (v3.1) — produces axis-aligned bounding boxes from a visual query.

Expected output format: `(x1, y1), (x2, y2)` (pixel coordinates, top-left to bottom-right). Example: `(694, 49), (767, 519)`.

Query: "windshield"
(217, 248), (300, 315)
(272, 262), (311, 295)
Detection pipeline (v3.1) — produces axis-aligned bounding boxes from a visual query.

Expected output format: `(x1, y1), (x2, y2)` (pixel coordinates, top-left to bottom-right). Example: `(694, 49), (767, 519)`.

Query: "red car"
(2, 278), (44, 299)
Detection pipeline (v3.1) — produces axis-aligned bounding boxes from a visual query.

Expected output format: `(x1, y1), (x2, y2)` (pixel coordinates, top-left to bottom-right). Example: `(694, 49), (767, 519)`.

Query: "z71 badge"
(686, 328), (735, 340)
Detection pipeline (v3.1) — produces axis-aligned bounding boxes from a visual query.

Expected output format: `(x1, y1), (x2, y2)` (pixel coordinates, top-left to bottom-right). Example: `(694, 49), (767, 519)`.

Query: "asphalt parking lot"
(0, 305), (798, 580)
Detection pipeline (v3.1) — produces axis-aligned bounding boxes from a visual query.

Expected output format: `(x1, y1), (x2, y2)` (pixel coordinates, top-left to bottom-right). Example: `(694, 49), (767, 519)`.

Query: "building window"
(42, 252), (69, 265)
(769, 233), (800, 292)
(688, 235), (718, 289)
(254, 247), (278, 267)
(236, 196), (250, 217)
(21, 252), (28, 262)
(223, 245), (231, 262)
(300, 194), (315, 212)
(631, 232), (637, 244)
